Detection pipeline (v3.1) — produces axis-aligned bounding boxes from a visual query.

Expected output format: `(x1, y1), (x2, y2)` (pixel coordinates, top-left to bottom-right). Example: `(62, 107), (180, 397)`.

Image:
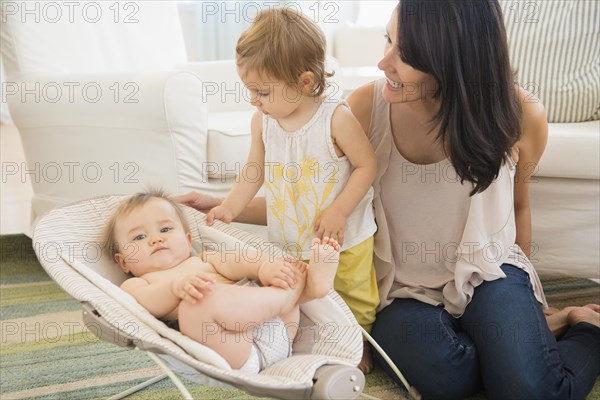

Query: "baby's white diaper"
(240, 344), (261, 373)
(240, 316), (292, 373)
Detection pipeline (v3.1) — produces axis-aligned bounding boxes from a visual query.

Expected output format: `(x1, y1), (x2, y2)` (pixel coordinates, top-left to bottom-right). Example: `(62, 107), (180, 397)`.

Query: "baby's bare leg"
(300, 237), (340, 302)
(178, 276), (305, 369)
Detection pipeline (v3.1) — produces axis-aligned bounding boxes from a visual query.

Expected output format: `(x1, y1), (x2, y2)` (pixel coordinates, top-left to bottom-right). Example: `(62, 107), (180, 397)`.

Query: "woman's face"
(377, 7), (437, 104)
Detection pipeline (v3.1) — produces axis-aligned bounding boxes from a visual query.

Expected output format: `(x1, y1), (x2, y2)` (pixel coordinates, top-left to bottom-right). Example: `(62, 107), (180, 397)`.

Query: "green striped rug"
(1, 234), (598, 400)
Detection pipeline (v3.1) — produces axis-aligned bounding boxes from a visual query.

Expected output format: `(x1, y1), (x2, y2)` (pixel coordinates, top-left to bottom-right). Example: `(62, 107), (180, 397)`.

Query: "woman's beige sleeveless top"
(368, 79), (546, 316)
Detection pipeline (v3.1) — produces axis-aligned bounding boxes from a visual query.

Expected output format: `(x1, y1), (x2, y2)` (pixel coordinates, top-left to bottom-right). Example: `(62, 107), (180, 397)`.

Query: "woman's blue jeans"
(372, 265), (600, 400)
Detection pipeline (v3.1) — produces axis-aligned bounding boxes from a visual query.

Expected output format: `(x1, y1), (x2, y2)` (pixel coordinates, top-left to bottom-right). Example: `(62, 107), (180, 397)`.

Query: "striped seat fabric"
(501, 0), (599, 122)
(32, 195), (362, 399)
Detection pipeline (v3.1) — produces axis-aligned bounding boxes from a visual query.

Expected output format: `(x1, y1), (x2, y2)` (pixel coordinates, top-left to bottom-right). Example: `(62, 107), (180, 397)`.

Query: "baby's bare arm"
(121, 272), (216, 318)
(121, 277), (180, 319)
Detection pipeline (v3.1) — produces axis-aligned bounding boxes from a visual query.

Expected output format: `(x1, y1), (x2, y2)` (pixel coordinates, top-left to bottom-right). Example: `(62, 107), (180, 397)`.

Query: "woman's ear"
(298, 71), (316, 93)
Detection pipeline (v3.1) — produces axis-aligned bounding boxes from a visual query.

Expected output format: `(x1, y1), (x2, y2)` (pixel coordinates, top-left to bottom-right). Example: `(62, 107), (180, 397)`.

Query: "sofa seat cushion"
(206, 110), (254, 179)
(536, 121), (599, 180)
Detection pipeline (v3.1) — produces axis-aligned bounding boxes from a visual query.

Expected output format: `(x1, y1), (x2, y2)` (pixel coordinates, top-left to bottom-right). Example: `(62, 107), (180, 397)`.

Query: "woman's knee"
(372, 302), (481, 399)
(372, 344), (480, 399)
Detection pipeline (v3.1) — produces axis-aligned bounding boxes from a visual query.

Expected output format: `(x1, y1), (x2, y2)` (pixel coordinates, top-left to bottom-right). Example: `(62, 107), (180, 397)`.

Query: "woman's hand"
(171, 272), (216, 304)
(173, 192), (222, 213)
(314, 207), (347, 245)
(545, 304), (600, 337)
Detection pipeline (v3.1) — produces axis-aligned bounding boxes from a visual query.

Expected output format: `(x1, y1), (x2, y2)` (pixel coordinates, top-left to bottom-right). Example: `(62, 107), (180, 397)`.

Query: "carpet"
(1, 234), (598, 400)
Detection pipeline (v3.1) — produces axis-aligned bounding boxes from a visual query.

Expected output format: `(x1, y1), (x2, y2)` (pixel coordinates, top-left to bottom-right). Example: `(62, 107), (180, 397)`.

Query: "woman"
(177, 1), (600, 397)
(346, 1), (600, 398)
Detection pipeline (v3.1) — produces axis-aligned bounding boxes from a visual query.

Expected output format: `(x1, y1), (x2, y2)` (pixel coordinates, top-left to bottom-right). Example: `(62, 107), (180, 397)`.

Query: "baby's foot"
(305, 237), (340, 299)
(568, 306), (600, 329)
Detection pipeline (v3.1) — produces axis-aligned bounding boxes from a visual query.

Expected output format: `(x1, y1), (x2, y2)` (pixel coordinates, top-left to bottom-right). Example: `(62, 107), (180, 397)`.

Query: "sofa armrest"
(536, 120), (600, 180)
(5, 70), (210, 224)
(176, 61), (253, 113)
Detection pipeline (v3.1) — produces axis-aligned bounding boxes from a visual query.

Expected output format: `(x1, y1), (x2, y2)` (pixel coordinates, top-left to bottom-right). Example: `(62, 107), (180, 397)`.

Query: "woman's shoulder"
(516, 86), (546, 123)
(515, 85), (548, 152)
(347, 81), (377, 135)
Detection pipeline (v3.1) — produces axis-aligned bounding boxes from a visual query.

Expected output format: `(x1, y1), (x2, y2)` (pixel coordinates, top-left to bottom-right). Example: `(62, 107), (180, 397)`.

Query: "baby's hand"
(206, 205), (234, 226)
(314, 207), (347, 245)
(258, 258), (297, 289)
(171, 272), (216, 304)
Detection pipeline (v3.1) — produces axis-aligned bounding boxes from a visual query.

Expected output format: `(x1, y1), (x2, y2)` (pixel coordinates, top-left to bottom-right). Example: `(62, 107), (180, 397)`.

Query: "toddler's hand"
(314, 207), (347, 245)
(258, 258), (297, 289)
(171, 272), (216, 304)
(206, 205), (235, 226)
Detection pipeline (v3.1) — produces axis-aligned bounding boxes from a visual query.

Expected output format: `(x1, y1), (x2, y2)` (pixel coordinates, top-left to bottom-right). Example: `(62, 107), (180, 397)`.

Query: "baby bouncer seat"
(32, 195), (366, 399)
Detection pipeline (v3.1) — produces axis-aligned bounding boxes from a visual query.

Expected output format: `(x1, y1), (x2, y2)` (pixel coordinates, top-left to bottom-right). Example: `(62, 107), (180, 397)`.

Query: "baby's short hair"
(103, 188), (190, 259)
(236, 7), (332, 97)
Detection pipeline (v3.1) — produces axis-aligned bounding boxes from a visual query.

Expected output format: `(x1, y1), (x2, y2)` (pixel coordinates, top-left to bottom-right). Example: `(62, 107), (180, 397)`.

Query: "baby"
(103, 189), (340, 372)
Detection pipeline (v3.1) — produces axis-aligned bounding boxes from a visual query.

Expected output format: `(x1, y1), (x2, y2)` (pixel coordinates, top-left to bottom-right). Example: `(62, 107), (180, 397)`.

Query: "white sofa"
(1, 1), (197, 224)
(329, 2), (599, 280)
(2, 1), (597, 279)
(500, 0), (599, 280)
(0, 0), (339, 239)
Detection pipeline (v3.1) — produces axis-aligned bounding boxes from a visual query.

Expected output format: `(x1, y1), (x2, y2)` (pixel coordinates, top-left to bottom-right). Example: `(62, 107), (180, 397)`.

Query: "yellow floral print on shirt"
(265, 156), (336, 258)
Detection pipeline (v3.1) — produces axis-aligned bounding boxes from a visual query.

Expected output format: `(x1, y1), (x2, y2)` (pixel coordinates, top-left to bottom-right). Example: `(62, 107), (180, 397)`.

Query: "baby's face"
(113, 198), (192, 276)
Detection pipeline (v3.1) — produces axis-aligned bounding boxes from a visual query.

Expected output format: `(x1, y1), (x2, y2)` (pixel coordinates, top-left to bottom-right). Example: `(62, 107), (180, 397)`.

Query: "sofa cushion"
(7, 71), (208, 228)
(536, 121), (599, 180)
(501, 0), (599, 122)
(332, 26), (386, 68)
(206, 111), (254, 179)
(177, 61), (254, 113)
(0, 1), (186, 79)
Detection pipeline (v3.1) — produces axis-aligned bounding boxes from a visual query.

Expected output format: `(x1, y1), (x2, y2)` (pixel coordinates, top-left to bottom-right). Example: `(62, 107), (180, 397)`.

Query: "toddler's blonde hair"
(236, 7), (333, 97)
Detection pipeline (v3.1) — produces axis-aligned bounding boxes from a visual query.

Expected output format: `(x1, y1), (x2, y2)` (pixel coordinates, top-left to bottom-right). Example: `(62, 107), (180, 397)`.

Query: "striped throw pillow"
(500, 0), (599, 122)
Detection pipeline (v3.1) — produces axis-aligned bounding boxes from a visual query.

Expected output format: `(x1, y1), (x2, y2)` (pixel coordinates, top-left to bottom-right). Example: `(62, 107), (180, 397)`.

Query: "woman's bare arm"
(513, 87), (548, 257)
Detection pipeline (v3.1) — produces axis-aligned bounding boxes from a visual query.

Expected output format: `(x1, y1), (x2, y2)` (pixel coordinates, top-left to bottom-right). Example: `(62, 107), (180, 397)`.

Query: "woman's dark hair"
(397, 0), (521, 195)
